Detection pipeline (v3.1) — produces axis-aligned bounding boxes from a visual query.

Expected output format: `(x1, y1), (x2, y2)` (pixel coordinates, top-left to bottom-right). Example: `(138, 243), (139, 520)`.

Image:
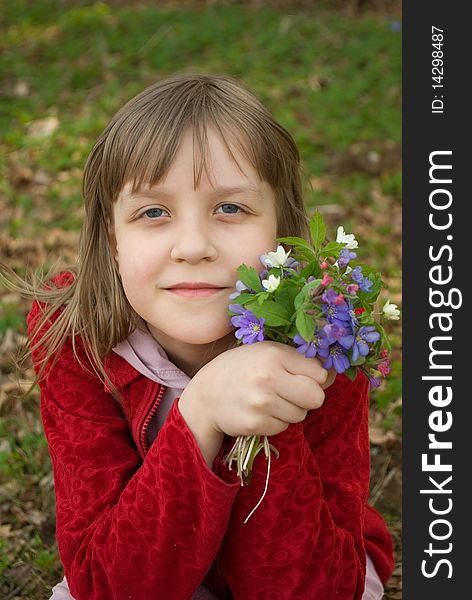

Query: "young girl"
(21, 73), (394, 599)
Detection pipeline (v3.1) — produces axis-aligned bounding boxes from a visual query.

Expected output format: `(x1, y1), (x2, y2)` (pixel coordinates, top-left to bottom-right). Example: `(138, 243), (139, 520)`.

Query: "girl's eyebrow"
(125, 185), (263, 203)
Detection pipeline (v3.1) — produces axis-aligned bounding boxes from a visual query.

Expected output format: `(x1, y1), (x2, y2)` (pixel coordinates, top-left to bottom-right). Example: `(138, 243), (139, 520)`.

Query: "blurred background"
(0, 1), (402, 598)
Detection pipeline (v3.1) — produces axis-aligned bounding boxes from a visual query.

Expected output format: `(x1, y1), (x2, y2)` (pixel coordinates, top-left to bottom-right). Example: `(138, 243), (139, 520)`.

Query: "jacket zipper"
(140, 383), (166, 457)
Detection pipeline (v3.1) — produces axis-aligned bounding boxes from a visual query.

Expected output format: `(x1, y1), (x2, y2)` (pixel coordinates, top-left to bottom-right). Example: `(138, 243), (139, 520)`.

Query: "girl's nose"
(170, 218), (218, 264)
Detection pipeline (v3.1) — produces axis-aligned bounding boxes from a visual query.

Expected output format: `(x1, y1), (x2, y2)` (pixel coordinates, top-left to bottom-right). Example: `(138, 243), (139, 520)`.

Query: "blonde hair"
(2, 72), (311, 399)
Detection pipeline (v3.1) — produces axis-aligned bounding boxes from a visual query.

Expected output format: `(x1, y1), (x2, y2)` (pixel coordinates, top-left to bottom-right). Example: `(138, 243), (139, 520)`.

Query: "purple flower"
(351, 266), (363, 284)
(229, 280), (250, 300)
(346, 299), (359, 329)
(259, 268), (269, 281)
(293, 330), (330, 359)
(281, 263), (298, 278)
(229, 303), (246, 315)
(323, 344), (351, 374)
(230, 308), (265, 344)
(351, 325), (381, 362)
(321, 288), (338, 304)
(322, 297), (351, 328)
(322, 323), (354, 350)
(338, 248), (357, 268)
(285, 257), (299, 269)
(368, 374), (382, 389)
(350, 266), (373, 292)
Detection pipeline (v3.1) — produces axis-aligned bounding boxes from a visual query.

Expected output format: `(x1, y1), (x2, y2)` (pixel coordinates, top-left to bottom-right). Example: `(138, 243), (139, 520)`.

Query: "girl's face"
(112, 126), (278, 372)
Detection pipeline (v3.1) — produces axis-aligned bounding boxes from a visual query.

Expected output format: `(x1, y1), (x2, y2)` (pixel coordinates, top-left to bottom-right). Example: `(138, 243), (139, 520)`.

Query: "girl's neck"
(144, 323), (237, 378)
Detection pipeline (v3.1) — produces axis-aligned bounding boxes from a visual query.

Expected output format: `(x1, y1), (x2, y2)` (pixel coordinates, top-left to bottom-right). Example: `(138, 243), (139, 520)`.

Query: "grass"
(0, 2), (402, 597)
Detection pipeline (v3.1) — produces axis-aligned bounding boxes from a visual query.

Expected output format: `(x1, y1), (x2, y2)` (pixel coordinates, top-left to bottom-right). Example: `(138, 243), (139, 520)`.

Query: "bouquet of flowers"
(224, 211), (399, 521)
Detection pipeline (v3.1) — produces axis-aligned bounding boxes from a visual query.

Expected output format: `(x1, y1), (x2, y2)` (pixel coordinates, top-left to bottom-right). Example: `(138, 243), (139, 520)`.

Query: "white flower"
(261, 274), (281, 292)
(261, 245), (292, 268)
(336, 226), (358, 249)
(382, 299), (400, 320)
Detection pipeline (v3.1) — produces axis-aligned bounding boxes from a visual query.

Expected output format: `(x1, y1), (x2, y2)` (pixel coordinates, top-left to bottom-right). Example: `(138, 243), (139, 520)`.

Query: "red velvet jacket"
(28, 295), (394, 600)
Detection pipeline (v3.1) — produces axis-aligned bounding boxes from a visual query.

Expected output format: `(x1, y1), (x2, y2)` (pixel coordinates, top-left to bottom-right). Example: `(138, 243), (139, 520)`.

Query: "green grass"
(2, 3), (401, 232)
(2, 3), (401, 161)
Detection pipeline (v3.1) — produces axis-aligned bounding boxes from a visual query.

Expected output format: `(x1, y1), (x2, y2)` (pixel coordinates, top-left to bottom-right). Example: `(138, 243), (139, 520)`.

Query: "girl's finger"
(277, 344), (329, 385)
(273, 370), (326, 411)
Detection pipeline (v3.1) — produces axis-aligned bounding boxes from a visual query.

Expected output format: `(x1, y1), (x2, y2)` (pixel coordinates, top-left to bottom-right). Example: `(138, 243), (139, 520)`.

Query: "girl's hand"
(179, 341), (334, 441)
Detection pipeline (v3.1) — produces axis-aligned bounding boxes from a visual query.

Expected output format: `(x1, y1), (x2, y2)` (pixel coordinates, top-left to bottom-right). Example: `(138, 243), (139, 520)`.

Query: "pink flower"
(346, 283), (359, 295)
(320, 261), (329, 270)
(378, 359), (391, 377)
(321, 272), (333, 287)
(334, 293), (345, 305)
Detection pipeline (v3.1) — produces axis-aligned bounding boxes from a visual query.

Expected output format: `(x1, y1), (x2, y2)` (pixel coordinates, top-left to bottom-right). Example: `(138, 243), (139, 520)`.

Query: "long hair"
(1, 72), (311, 400)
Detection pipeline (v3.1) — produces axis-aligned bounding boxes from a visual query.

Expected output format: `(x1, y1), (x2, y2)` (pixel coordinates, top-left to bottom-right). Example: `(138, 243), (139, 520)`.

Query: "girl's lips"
(166, 287), (227, 298)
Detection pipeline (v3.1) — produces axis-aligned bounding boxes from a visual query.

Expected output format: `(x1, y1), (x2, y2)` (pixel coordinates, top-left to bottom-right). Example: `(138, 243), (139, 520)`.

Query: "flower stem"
(244, 436), (273, 524)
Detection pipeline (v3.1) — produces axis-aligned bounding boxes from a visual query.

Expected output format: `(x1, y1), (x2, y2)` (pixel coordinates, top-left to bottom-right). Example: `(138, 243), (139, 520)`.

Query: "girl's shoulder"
(26, 270), (139, 402)
(26, 270), (83, 378)
(27, 270), (75, 325)
(49, 270), (75, 289)
(32, 269), (75, 300)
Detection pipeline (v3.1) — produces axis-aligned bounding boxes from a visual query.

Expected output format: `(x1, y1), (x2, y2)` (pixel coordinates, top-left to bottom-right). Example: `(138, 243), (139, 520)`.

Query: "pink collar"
(113, 328), (190, 391)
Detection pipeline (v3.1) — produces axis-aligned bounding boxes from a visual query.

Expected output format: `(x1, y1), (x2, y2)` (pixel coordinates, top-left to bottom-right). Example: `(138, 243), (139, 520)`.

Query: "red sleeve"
(217, 372), (375, 600)
(28, 300), (240, 600)
(364, 504), (395, 584)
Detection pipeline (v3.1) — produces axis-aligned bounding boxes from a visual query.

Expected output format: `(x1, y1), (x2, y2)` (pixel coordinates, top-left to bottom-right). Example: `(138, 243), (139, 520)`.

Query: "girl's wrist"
(178, 392), (224, 469)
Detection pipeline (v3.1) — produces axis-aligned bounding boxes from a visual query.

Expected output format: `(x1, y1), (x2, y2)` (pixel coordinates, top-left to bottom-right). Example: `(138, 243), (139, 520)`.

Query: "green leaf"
(286, 324), (301, 339)
(237, 264), (263, 292)
(375, 322), (393, 352)
(250, 300), (291, 327)
(295, 311), (316, 341)
(344, 366), (358, 381)
(289, 250), (318, 265)
(300, 261), (321, 279)
(350, 354), (366, 367)
(360, 264), (382, 278)
(275, 284), (297, 315)
(276, 236), (315, 255)
(360, 275), (382, 302)
(309, 210), (326, 251)
(227, 292), (253, 309)
(320, 241), (345, 258)
(276, 234), (307, 246)
(294, 290), (305, 311)
(294, 278), (321, 311)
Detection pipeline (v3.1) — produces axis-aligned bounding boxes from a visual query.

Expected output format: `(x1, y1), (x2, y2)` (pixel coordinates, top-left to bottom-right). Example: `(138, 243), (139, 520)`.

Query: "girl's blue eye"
(217, 203), (245, 214)
(142, 207), (168, 219)
(140, 204), (244, 219)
